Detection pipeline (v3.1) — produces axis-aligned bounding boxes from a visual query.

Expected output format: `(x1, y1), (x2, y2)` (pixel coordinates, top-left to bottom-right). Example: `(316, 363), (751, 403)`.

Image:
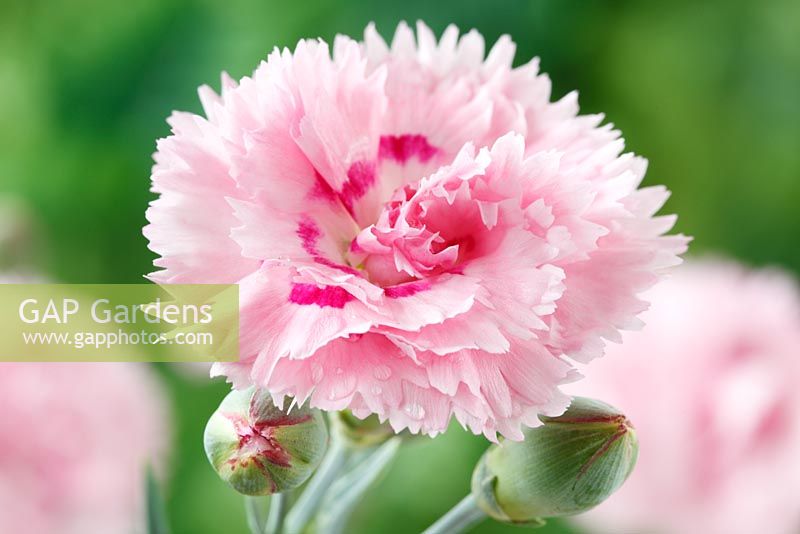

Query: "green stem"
(316, 437), (403, 534)
(244, 496), (266, 534)
(422, 495), (487, 534)
(265, 493), (287, 534)
(284, 436), (350, 534)
(145, 468), (170, 534)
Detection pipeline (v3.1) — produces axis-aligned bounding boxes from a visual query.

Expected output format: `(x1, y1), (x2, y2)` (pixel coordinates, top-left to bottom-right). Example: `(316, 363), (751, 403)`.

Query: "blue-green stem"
(265, 493), (287, 534)
(422, 495), (487, 534)
(284, 436), (350, 534)
(245, 496), (266, 534)
(145, 467), (170, 534)
(315, 437), (403, 534)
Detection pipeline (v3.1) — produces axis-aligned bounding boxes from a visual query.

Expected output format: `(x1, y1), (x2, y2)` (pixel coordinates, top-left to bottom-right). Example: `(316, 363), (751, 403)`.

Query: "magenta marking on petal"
(297, 218), (322, 255)
(384, 280), (431, 298)
(289, 283), (354, 308)
(296, 218), (362, 276)
(379, 135), (438, 164)
(349, 239), (364, 253)
(309, 170), (338, 203)
(340, 160), (376, 214)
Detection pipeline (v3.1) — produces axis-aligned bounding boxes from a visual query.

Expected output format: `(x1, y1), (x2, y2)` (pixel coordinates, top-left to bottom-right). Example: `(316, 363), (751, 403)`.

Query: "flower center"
(347, 178), (490, 287)
(347, 191), (460, 286)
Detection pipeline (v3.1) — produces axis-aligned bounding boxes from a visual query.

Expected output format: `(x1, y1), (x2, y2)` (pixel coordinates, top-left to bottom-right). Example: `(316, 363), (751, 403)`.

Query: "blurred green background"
(1, 0), (798, 532)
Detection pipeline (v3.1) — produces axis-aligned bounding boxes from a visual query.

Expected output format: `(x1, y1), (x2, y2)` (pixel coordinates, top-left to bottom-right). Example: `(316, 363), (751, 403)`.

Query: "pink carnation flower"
(0, 363), (169, 534)
(569, 260), (800, 534)
(145, 22), (687, 439)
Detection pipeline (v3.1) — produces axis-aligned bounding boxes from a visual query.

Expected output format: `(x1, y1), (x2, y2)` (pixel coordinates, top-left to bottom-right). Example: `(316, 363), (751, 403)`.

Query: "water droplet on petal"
(373, 365), (392, 381)
(370, 385), (383, 395)
(335, 367), (344, 375)
(404, 403), (425, 421)
(326, 373), (357, 401)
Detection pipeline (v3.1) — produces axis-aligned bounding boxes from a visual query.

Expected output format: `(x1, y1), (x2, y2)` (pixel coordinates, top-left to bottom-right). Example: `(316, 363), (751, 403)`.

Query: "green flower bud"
(329, 411), (396, 448)
(204, 387), (328, 496)
(471, 397), (638, 525)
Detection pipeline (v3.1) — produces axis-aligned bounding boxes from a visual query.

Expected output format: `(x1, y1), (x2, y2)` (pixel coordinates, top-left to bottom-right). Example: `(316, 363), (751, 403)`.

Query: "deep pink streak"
(313, 160), (377, 217)
(379, 134), (438, 164)
(384, 280), (431, 299)
(340, 160), (376, 215)
(289, 283), (354, 308)
(296, 217), (362, 276)
(309, 170), (338, 203)
(297, 218), (321, 255)
(349, 239), (364, 253)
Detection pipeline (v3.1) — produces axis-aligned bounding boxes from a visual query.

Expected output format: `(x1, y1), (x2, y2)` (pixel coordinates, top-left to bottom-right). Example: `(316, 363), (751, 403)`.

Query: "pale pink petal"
(570, 260), (800, 534)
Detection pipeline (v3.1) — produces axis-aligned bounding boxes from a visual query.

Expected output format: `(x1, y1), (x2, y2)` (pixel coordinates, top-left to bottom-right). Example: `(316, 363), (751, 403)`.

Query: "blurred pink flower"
(569, 259), (800, 534)
(0, 363), (169, 534)
(145, 22), (686, 439)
